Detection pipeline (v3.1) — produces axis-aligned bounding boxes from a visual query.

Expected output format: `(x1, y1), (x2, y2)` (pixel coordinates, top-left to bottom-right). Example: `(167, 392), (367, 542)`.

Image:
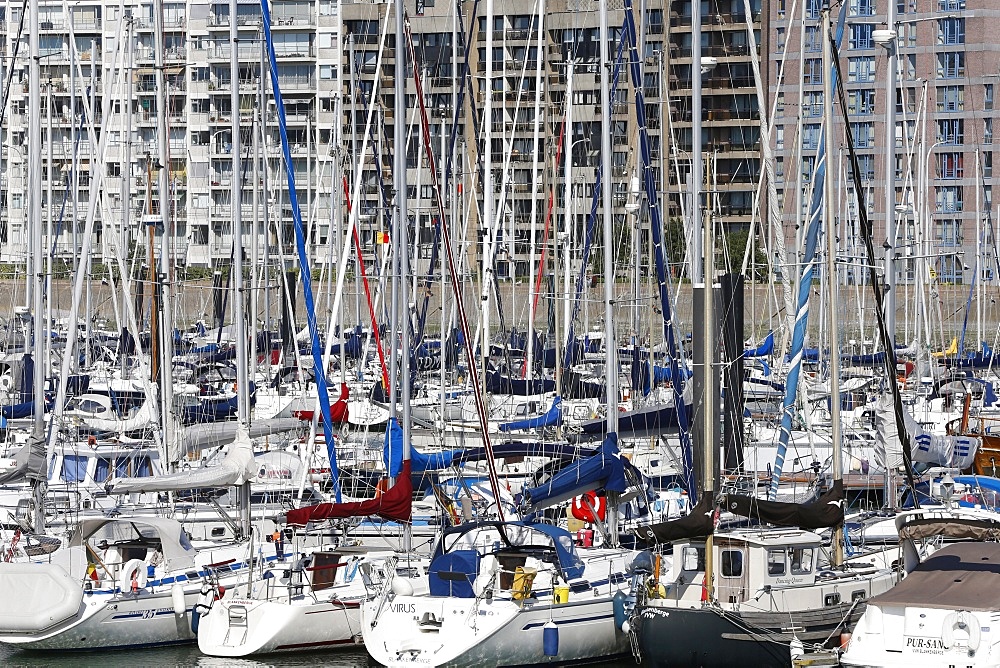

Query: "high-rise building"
(769, 0), (998, 286)
(0, 0), (763, 289)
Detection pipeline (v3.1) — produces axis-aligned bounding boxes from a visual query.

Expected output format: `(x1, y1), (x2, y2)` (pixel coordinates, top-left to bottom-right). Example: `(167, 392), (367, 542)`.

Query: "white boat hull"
(363, 593), (627, 667)
(198, 597), (363, 656)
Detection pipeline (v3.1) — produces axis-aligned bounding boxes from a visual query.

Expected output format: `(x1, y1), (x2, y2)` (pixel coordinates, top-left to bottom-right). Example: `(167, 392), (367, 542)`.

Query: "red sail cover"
(285, 461), (412, 525)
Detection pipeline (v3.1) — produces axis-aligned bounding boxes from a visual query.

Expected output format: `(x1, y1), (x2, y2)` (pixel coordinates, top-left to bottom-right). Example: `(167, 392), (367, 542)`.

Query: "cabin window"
(94, 458), (112, 483)
(60, 455), (88, 482)
(767, 549), (785, 576)
(681, 546), (705, 571)
(721, 550), (743, 578)
(790, 548), (814, 575)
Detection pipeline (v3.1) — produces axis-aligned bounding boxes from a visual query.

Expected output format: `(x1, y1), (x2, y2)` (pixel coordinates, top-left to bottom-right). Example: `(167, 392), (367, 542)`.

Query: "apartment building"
(0, 0), (762, 283)
(769, 0), (1000, 285)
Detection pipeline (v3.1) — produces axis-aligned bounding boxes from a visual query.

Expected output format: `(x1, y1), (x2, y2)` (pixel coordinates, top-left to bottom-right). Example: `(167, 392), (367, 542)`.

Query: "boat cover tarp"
(1, 400), (42, 419)
(744, 331), (774, 357)
(720, 479), (844, 529)
(521, 433), (628, 511)
(428, 549), (479, 598)
(869, 542), (1000, 612)
(111, 429), (257, 493)
(285, 460), (412, 525)
(874, 395), (980, 469)
(0, 431), (46, 484)
(80, 396), (156, 433)
(180, 418), (304, 455)
(498, 396), (562, 432)
(450, 441), (594, 465)
(485, 369), (556, 396)
(382, 417), (461, 477)
(431, 521), (584, 581)
(633, 492), (716, 544)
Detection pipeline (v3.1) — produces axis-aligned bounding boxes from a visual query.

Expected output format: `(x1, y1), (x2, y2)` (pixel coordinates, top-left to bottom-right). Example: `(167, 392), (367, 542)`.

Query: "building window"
(938, 17), (965, 44)
(851, 122), (875, 148)
(986, 84), (994, 111)
(776, 27), (785, 51)
(803, 92), (823, 117)
(936, 186), (964, 213)
(938, 152), (964, 179)
(849, 89), (875, 115)
(848, 57), (875, 83)
(987, 118), (994, 145)
(935, 219), (962, 246)
(804, 59), (823, 85)
(904, 54), (917, 80)
(805, 26), (821, 53)
(850, 24), (874, 49)
(776, 125), (784, 149)
(849, 0), (874, 15)
(802, 123), (821, 150)
(850, 154), (876, 181)
(937, 118), (964, 144)
(806, 0), (821, 19)
(937, 52), (965, 79)
(985, 152), (993, 178)
(938, 0), (965, 9)
(936, 85), (965, 112)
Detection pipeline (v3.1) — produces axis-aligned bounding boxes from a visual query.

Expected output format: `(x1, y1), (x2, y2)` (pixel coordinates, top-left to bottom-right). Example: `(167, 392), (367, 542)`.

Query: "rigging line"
(413, 0), (482, 349)
(0, 0), (29, 249)
(402, 11), (505, 517)
(260, 0), (341, 502)
(831, 28), (919, 504)
(342, 175), (390, 391)
(562, 34), (627, 378)
(520, 116), (565, 379)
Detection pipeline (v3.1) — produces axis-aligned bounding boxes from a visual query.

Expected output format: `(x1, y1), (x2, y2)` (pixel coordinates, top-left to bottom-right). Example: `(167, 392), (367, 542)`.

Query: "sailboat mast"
(27, 0), (45, 533)
(230, 0), (248, 425)
(153, 0), (176, 462)
(822, 4), (843, 567)
(598, 0), (617, 437)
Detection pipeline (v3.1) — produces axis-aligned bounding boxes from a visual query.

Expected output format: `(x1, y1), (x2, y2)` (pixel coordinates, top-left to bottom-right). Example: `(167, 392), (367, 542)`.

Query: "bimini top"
(434, 521), (584, 581)
(870, 542), (1000, 612)
(67, 517), (197, 572)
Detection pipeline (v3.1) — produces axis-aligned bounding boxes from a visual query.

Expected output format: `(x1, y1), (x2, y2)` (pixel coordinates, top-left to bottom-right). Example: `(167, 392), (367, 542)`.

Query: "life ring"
(942, 610), (981, 652)
(571, 491), (607, 523)
(0, 374), (13, 393)
(118, 558), (148, 593)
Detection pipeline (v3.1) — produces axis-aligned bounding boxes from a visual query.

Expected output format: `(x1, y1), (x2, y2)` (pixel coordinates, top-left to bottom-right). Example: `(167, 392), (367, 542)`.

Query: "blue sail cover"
(745, 331), (774, 357)
(498, 396), (562, 432)
(382, 417), (462, 477)
(521, 433), (628, 511)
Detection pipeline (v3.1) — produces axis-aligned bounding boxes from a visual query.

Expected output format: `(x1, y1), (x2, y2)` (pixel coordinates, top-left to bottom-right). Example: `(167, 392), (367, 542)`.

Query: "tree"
(723, 228), (768, 281)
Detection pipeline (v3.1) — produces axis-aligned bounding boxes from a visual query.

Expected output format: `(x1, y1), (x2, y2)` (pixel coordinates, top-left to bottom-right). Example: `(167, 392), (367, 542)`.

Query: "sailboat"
(627, 5), (900, 665)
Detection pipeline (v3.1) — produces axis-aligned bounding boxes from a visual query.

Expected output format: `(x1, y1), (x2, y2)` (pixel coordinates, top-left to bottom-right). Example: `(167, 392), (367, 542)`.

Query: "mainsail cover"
(874, 396), (980, 469)
(111, 429), (258, 493)
(633, 492), (716, 544)
(721, 479), (844, 529)
(0, 431), (46, 484)
(521, 433), (628, 511)
(284, 460), (413, 525)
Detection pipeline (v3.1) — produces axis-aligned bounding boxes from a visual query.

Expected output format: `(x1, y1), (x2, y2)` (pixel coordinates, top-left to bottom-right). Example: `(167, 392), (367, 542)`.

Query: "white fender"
(118, 558), (148, 593)
(171, 583), (186, 615)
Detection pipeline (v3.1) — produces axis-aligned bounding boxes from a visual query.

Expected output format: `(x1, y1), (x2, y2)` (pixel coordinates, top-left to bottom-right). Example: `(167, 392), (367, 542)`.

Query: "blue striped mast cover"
(769, 3), (848, 500)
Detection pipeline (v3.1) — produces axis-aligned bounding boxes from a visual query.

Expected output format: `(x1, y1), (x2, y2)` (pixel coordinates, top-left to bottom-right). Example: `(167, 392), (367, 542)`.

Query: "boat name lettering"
(905, 636), (946, 653)
(389, 602), (415, 614)
(773, 577), (806, 585)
